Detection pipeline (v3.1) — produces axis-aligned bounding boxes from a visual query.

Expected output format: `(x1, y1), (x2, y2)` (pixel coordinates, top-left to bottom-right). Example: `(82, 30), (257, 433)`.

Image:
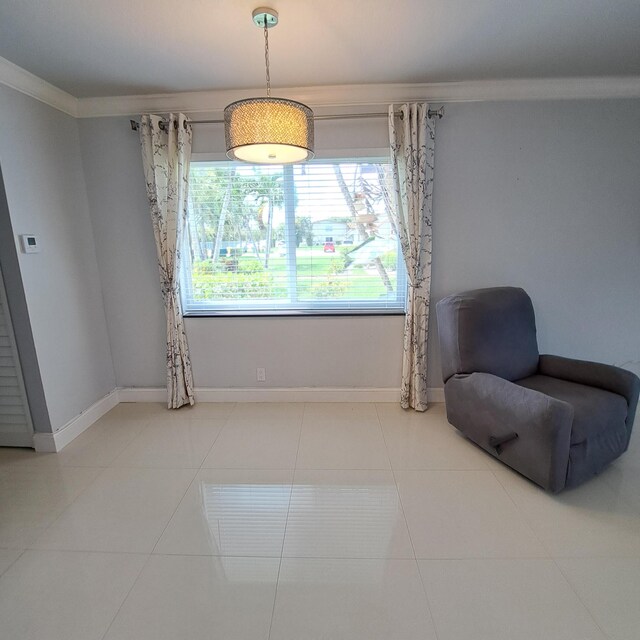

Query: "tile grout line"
(23, 465), (109, 551)
(374, 402), (442, 640)
(102, 411), (162, 468)
(148, 466), (200, 556)
(22, 411), (161, 550)
(487, 463), (555, 558)
(109, 403), (235, 470)
(194, 402), (237, 470)
(0, 548), (26, 579)
(486, 461), (610, 634)
(266, 402), (305, 640)
(292, 403), (306, 474)
(97, 552), (153, 640)
(28, 410), (202, 554)
(551, 557), (611, 638)
(277, 552), (574, 560)
(123, 403), (235, 555)
(99, 405), (235, 638)
(374, 404), (414, 557)
(372, 403), (394, 473)
(18, 547), (157, 557)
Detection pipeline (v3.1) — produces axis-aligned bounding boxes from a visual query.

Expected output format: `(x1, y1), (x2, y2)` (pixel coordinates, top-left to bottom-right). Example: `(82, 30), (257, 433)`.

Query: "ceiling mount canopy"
(224, 7), (315, 165)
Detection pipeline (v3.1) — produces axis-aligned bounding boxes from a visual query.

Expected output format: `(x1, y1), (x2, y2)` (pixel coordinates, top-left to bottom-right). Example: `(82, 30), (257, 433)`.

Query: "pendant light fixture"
(224, 7), (314, 164)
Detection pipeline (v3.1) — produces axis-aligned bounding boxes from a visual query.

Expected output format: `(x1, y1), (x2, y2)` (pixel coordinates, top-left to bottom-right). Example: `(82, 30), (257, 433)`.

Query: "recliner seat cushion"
(515, 374), (628, 445)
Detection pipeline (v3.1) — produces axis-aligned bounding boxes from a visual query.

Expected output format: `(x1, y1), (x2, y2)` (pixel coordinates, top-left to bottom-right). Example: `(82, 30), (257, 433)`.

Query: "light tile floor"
(0, 401), (638, 639)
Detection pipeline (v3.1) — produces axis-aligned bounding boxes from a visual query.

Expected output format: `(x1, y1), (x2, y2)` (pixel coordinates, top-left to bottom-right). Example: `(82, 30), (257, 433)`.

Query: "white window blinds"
(182, 159), (406, 315)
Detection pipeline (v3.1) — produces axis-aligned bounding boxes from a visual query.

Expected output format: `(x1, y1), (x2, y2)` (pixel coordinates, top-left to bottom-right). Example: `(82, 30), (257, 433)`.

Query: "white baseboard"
(118, 386), (445, 404)
(33, 389), (120, 453)
(31, 385), (444, 452)
(195, 387), (404, 403)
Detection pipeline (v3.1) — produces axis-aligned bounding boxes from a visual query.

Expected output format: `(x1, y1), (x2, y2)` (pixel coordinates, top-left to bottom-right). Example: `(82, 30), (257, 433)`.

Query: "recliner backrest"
(436, 287), (539, 383)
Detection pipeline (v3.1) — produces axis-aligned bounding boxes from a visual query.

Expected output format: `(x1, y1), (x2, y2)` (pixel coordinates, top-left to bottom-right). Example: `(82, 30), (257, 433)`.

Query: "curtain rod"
(129, 107), (444, 131)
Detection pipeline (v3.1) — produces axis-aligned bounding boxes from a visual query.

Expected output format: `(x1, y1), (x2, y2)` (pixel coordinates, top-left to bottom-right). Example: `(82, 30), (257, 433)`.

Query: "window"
(182, 159), (406, 315)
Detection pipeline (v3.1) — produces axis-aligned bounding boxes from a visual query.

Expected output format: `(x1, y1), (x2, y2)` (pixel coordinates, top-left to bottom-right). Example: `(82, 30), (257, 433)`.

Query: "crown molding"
(76, 76), (640, 118)
(0, 56), (78, 117)
(2, 54), (639, 120)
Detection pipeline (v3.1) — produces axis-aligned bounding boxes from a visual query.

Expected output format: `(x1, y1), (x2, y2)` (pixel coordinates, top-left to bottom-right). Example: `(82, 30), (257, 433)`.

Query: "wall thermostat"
(19, 235), (40, 254)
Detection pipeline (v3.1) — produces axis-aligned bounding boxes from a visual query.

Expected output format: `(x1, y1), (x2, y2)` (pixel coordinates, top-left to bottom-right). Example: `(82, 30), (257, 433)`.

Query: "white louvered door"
(0, 262), (34, 447)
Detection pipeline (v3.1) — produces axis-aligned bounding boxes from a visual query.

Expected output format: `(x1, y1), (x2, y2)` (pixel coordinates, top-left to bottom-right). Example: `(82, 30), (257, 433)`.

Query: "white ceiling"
(1, 0), (639, 99)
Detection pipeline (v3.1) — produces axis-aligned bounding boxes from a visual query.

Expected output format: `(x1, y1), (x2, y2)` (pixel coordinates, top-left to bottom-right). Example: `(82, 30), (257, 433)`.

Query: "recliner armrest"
(538, 354), (640, 431)
(445, 372), (574, 492)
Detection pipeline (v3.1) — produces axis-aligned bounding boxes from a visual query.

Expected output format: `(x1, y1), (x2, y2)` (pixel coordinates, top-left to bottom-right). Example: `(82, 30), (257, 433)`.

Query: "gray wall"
(0, 84), (115, 431)
(78, 99), (640, 391)
(430, 99), (640, 383)
(78, 117), (167, 388)
(78, 113), (405, 389)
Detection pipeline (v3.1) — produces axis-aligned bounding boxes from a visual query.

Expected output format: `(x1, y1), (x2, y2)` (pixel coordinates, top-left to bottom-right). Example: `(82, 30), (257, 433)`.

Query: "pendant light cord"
(263, 15), (271, 98)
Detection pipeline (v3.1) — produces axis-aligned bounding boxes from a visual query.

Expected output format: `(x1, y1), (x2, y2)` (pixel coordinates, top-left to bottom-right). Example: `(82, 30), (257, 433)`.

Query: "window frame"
(182, 152), (407, 317)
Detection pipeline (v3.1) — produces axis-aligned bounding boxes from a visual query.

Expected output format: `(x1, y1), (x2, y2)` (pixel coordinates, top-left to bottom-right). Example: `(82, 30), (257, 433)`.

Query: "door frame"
(0, 260), (34, 446)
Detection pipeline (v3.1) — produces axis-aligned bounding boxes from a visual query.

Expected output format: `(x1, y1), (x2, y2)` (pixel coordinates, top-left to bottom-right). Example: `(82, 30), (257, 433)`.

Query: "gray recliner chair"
(436, 287), (639, 492)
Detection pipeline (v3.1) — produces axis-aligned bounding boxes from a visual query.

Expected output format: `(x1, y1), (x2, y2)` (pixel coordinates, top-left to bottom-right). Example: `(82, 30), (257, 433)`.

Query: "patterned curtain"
(139, 113), (195, 409)
(388, 103), (436, 411)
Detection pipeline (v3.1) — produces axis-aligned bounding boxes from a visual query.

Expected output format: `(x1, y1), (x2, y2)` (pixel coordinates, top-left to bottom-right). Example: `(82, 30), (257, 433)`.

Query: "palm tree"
(247, 171), (285, 268)
(333, 165), (394, 294)
(211, 167), (236, 262)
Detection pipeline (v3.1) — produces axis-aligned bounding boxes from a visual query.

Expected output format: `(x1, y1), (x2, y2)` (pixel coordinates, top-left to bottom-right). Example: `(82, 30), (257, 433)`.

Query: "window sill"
(183, 309), (406, 318)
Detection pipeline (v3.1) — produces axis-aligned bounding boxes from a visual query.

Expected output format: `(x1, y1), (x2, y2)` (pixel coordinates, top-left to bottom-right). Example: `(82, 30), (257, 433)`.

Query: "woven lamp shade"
(224, 97), (314, 164)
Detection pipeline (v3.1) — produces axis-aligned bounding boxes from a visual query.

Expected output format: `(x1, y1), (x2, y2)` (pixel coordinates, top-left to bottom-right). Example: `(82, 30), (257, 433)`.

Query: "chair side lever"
(489, 432), (519, 455)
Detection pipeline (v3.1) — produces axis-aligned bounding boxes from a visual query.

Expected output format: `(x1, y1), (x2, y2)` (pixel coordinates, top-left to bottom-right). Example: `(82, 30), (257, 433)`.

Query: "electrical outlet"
(256, 367), (266, 382)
